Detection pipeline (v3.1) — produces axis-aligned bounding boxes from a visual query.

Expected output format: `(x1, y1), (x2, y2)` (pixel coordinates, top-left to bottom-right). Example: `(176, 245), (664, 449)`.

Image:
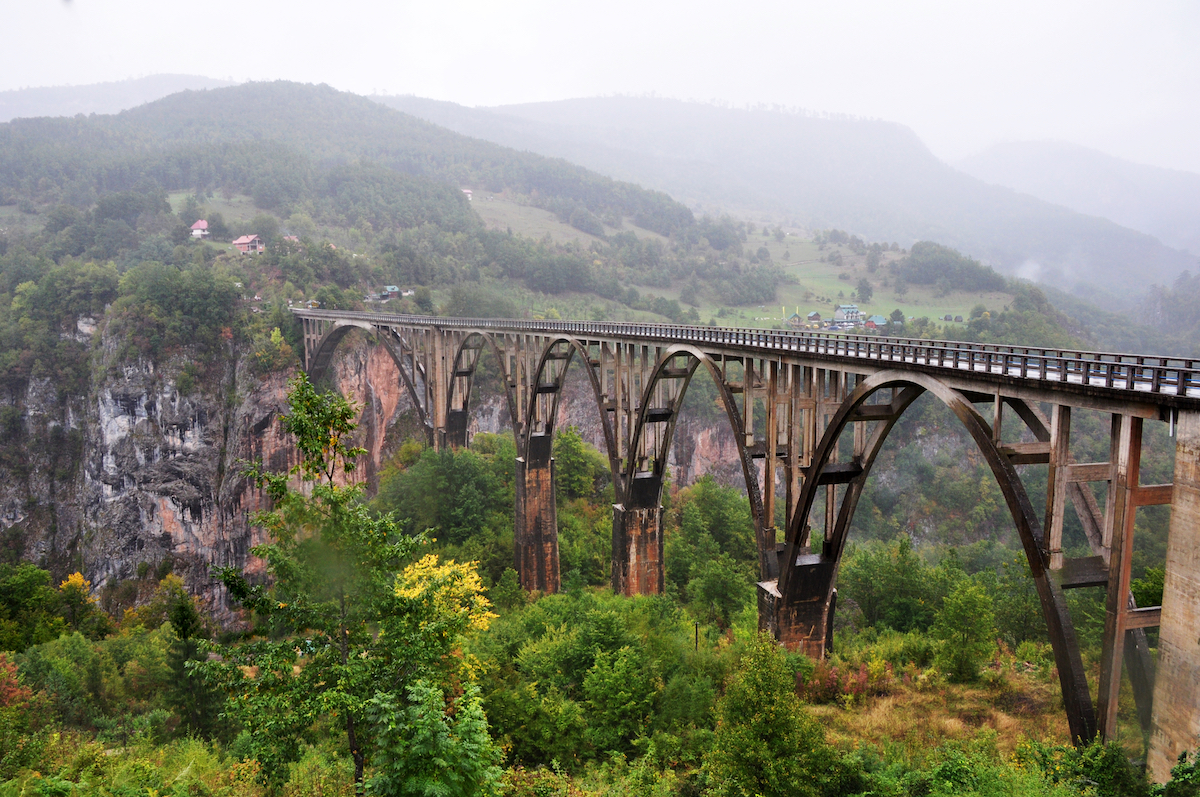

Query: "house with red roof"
(232, 234), (264, 254)
(190, 219), (208, 239)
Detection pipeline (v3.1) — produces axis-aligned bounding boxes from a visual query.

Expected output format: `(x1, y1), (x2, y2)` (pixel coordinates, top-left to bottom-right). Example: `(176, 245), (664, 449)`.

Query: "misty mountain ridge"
(2, 75), (1194, 309)
(376, 94), (1197, 307)
(957, 140), (1200, 256)
(0, 74), (236, 124)
(0, 81), (692, 237)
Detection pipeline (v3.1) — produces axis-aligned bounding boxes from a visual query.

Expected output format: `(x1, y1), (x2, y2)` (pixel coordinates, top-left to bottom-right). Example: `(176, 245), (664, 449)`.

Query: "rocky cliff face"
(2, 324), (738, 624)
(0, 322), (422, 623)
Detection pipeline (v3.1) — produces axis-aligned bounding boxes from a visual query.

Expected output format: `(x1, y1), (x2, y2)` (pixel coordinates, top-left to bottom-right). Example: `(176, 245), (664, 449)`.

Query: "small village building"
(462, 189), (473, 201)
(807, 311), (822, 323)
(384, 285), (401, 298)
(954, 315), (964, 323)
(833, 304), (862, 323)
(865, 315), (887, 330)
(787, 312), (805, 329)
(190, 219), (208, 238)
(233, 234), (264, 254)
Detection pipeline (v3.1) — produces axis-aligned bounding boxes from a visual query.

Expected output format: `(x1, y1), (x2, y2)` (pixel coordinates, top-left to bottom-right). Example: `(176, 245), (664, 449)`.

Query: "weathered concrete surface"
(758, 553), (837, 659)
(613, 505), (664, 595)
(1149, 410), (1200, 782)
(514, 436), (559, 592)
(757, 582), (833, 660)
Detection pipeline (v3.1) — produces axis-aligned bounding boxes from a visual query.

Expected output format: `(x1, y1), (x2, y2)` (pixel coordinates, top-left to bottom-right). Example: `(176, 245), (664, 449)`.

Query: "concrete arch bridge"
(294, 307), (1200, 780)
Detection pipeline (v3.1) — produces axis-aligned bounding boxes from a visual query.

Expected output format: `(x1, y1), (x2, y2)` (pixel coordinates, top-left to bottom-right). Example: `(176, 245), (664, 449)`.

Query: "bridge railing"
(295, 309), (1200, 400)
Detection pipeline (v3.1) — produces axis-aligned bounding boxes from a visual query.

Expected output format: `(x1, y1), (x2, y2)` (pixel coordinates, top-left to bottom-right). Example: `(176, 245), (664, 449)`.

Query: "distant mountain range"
(957, 141), (1200, 257)
(375, 95), (1198, 306)
(0, 75), (235, 124)
(1, 75), (1195, 306)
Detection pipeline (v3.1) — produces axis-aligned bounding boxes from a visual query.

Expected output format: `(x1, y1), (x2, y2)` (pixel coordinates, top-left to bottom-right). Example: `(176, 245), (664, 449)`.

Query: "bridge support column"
(613, 505), (664, 595)
(612, 473), (665, 596)
(758, 555), (837, 659)
(445, 409), (469, 448)
(1149, 410), (1200, 783)
(515, 435), (559, 593)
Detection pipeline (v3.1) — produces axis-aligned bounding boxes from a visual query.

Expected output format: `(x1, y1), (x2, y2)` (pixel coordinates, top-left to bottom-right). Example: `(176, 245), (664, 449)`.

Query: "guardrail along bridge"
(295, 308), (1200, 780)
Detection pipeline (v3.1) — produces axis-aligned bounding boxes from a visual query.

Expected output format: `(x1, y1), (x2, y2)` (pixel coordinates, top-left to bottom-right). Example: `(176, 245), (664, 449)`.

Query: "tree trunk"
(347, 712), (365, 795)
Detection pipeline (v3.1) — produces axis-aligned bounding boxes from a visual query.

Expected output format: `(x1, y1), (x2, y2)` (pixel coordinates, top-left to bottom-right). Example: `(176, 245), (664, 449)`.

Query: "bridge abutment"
(514, 435), (560, 593)
(1149, 410), (1200, 783)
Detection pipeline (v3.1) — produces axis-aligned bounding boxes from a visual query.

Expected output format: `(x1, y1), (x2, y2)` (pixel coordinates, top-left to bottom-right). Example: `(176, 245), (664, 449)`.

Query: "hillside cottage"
(190, 219), (208, 239)
(833, 304), (862, 323)
(865, 315), (887, 330)
(232, 234), (264, 254)
(787, 312), (805, 329)
(807, 311), (822, 323)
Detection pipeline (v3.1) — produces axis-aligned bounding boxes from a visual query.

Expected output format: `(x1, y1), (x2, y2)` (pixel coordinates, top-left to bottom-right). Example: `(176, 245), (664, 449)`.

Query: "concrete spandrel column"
(1149, 410), (1200, 783)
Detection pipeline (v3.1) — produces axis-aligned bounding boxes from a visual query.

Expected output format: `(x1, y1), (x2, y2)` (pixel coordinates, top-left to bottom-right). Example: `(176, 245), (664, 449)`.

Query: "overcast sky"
(4, 0), (1198, 173)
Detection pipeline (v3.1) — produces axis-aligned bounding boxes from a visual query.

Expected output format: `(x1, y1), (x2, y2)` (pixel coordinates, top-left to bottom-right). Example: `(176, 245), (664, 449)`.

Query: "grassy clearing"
(812, 675), (1071, 762)
(472, 194), (606, 246)
(689, 231), (1017, 331)
(0, 204), (43, 236)
(471, 194), (667, 247)
(167, 191), (264, 225)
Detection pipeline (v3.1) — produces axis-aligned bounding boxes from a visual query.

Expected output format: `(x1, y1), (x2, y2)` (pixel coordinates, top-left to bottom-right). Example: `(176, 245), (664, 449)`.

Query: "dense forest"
(0, 83), (1197, 795)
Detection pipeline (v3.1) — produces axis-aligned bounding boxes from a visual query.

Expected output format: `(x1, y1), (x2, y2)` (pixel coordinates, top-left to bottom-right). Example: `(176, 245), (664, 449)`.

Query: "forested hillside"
(377, 95), (1198, 307)
(0, 81), (692, 238)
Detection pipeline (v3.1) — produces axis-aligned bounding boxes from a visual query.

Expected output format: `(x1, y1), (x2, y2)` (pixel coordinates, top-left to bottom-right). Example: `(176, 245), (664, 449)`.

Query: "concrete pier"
(1149, 410), (1200, 782)
(613, 504), (664, 595)
(514, 435), (559, 593)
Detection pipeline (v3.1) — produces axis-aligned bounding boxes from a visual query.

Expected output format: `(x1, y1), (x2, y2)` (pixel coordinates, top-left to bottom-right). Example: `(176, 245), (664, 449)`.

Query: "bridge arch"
(444, 331), (521, 449)
(773, 369), (1096, 743)
(308, 320), (431, 434)
(620, 344), (774, 583)
(512, 335), (621, 594)
(523, 336), (618, 471)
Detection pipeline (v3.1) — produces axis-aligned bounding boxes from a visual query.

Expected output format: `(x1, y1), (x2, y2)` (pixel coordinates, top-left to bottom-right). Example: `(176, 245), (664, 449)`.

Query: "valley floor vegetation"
(2, 376), (1198, 797)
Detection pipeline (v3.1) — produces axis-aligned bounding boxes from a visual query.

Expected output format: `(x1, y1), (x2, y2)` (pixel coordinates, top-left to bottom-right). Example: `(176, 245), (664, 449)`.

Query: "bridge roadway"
(293, 308), (1200, 782)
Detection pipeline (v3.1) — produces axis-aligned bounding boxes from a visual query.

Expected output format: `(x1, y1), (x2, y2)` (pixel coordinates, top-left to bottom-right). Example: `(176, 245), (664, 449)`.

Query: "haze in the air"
(2, 0), (1198, 174)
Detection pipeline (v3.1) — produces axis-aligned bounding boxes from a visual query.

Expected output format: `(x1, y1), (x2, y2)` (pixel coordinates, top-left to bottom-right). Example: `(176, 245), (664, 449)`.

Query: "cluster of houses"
(189, 219), (266, 254)
(787, 304), (889, 331)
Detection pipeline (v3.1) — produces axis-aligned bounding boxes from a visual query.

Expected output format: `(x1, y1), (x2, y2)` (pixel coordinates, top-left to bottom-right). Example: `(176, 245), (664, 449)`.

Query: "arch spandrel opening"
(444, 331), (522, 450)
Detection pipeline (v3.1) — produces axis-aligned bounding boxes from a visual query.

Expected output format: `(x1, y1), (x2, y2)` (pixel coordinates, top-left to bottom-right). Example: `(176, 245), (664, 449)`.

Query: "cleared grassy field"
(684, 232), (1016, 332)
(167, 191), (264, 224)
(471, 194), (667, 247)
(0, 204), (45, 236)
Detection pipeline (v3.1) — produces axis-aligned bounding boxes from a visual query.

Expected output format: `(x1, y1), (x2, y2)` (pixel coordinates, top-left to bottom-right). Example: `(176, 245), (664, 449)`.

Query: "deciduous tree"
(207, 373), (494, 791)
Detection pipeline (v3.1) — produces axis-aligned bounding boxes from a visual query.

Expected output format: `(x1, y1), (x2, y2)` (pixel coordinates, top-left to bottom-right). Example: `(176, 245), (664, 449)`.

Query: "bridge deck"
(293, 308), (1200, 411)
